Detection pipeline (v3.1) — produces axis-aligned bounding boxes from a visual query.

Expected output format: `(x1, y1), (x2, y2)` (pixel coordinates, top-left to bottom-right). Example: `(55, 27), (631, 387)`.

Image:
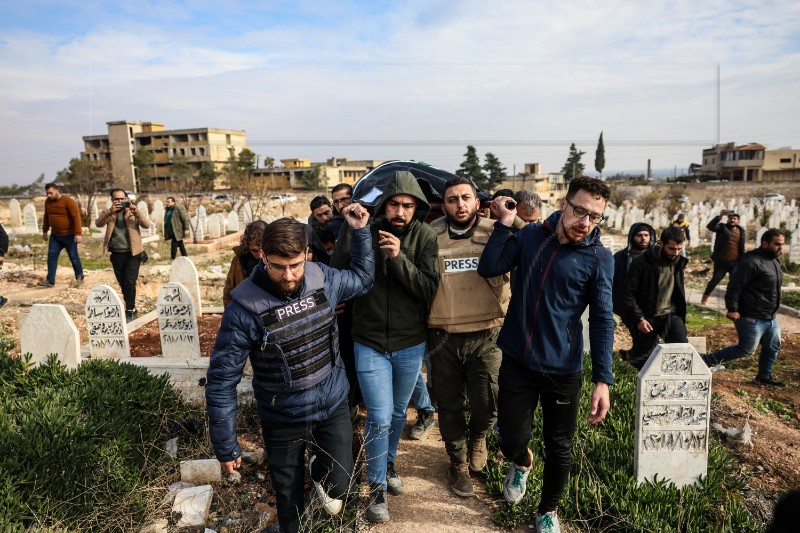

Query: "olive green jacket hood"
(372, 170), (432, 222)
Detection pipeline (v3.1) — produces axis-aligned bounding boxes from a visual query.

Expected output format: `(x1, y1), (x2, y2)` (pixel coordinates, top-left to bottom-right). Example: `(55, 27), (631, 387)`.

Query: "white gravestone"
(85, 285), (129, 358)
(157, 282), (200, 359)
(9, 198), (22, 227)
(635, 343), (711, 487)
(207, 214), (222, 239)
(169, 256), (203, 317)
(197, 205), (207, 235)
(136, 201), (153, 237)
(227, 212), (240, 233)
(20, 304), (81, 369)
(23, 204), (38, 233)
(756, 227), (767, 245)
(90, 201), (99, 228)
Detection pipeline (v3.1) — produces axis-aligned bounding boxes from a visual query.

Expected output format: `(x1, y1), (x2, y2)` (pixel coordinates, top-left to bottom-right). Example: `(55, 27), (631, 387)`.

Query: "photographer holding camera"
(96, 188), (151, 322)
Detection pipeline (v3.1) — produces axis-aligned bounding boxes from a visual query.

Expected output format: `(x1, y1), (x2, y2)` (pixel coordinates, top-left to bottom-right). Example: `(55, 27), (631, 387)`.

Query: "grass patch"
(484, 356), (761, 532)
(685, 303), (729, 331)
(780, 291), (800, 309)
(0, 346), (202, 531)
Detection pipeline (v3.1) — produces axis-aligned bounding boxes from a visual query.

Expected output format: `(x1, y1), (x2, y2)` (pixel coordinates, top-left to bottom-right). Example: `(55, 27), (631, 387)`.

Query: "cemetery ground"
(1, 229), (800, 530)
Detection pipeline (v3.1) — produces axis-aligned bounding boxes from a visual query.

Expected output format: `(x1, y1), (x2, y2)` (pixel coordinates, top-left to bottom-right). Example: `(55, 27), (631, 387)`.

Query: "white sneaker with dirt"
(503, 448), (533, 504)
(534, 511), (561, 533)
(308, 456), (342, 516)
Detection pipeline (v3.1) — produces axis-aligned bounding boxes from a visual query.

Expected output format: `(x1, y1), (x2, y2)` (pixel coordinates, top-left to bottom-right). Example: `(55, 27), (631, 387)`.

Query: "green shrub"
(484, 356), (761, 532)
(0, 351), (199, 531)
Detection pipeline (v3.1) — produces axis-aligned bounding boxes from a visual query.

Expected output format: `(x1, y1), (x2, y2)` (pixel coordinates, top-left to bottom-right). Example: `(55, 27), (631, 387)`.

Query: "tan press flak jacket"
(428, 216), (510, 334)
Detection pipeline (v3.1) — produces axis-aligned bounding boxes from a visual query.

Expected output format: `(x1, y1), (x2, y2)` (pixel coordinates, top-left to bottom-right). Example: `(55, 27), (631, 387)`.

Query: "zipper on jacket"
(525, 242), (560, 353)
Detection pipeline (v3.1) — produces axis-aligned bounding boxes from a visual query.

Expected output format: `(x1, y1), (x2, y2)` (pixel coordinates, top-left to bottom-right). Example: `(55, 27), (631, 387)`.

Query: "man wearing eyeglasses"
(478, 176), (614, 533)
(330, 183), (353, 238)
(206, 205), (373, 533)
(96, 188), (151, 322)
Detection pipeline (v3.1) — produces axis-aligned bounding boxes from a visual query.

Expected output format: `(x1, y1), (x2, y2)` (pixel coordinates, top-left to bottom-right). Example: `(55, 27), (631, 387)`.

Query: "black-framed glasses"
(565, 197), (605, 224)
(265, 259), (305, 274)
(332, 196), (352, 206)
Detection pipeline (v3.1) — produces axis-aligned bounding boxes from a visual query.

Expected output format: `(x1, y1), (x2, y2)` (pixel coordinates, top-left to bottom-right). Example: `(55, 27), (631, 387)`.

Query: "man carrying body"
(703, 229), (786, 387)
(477, 176), (613, 533)
(330, 183), (353, 238)
(702, 210), (745, 304)
(164, 196), (190, 260)
(96, 189), (152, 322)
(206, 205), (374, 533)
(330, 170), (438, 523)
(619, 226), (689, 369)
(428, 177), (510, 497)
(38, 183), (83, 287)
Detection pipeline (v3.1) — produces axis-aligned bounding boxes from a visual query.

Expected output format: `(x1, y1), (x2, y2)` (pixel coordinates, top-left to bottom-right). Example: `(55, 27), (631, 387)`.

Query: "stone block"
(20, 304), (81, 369)
(180, 459), (222, 484)
(172, 484), (213, 528)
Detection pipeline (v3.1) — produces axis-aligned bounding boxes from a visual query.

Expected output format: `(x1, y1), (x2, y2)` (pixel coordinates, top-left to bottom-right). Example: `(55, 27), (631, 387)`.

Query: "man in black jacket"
(620, 226), (688, 369)
(703, 229), (786, 387)
(702, 210), (745, 304)
(612, 222), (656, 316)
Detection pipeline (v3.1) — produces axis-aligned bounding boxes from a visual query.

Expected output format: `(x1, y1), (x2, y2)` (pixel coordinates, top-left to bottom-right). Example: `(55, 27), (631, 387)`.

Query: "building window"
(199, 147), (206, 156)
(780, 158), (791, 164)
(180, 148), (186, 156)
(191, 148), (196, 156)
(226, 134), (231, 144)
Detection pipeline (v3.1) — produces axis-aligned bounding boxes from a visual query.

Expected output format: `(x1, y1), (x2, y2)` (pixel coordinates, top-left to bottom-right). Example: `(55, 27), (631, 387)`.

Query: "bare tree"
(56, 157), (116, 227)
(637, 191), (661, 216)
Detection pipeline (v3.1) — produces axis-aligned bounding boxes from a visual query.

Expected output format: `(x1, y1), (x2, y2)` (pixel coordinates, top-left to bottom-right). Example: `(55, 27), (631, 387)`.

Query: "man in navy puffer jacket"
(206, 205), (374, 533)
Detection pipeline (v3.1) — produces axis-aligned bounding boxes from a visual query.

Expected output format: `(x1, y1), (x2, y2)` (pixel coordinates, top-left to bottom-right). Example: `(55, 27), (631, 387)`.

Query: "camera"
(505, 200), (517, 210)
(121, 201), (131, 209)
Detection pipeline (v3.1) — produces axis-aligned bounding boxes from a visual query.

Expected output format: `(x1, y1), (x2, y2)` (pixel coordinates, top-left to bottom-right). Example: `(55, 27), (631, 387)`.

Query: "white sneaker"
(308, 455), (343, 515)
(709, 364), (726, 372)
(534, 511), (561, 533)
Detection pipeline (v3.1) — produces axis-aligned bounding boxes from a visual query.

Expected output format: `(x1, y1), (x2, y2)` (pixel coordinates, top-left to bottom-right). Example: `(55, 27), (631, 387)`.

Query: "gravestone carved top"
(20, 304), (81, 369)
(634, 343), (711, 487)
(157, 282), (200, 359)
(85, 285), (129, 358)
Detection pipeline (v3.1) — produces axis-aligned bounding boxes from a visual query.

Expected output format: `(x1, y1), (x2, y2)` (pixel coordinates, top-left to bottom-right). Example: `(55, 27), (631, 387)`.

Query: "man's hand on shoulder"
(342, 203), (369, 230)
(587, 382), (610, 425)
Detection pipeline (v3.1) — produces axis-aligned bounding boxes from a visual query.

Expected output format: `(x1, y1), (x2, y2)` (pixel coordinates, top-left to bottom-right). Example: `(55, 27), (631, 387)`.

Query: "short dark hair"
(241, 220), (268, 248)
(310, 196), (331, 211)
(443, 177), (476, 197)
(566, 176), (611, 202)
(660, 226), (686, 244)
(262, 218), (308, 258)
(166, 196), (176, 203)
(492, 188), (514, 199)
(728, 212), (740, 218)
(109, 188), (126, 198)
(761, 228), (784, 244)
(331, 183), (353, 196)
(311, 220), (336, 245)
(44, 182), (60, 191)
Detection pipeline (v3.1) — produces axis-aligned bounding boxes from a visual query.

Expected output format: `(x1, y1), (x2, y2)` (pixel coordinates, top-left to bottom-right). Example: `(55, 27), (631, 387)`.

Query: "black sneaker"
(125, 309), (138, 323)
(753, 376), (786, 387)
(365, 483), (389, 523)
(75, 275), (84, 285)
(409, 409), (435, 440)
(0, 297), (7, 310)
(386, 461), (404, 495)
(37, 279), (55, 287)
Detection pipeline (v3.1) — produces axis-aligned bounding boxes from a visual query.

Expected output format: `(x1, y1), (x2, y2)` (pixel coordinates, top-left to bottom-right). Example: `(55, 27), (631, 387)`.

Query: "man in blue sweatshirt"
(478, 176), (614, 533)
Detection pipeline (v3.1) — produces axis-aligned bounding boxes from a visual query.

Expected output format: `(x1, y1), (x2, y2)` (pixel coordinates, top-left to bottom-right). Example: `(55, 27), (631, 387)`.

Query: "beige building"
(252, 157), (383, 190)
(82, 120), (248, 191)
(700, 142), (800, 181)
(502, 163), (567, 204)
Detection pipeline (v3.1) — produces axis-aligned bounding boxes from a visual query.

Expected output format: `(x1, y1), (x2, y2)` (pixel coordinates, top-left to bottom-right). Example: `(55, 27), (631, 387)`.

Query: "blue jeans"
(355, 341), (425, 489)
(47, 235), (83, 284)
(705, 316), (781, 379)
(410, 367), (434, 413)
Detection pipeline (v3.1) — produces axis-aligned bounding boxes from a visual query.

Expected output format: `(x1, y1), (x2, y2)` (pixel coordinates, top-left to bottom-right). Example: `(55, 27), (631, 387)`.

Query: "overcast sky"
(1, 0), (798, 186)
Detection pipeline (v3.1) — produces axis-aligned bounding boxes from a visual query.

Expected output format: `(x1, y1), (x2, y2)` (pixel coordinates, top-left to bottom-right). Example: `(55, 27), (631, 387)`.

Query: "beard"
(763, 248), (779, 259)
(659, 246), (681, 263)
(381, 217), (408, 237)
(449, 211), (477, 230)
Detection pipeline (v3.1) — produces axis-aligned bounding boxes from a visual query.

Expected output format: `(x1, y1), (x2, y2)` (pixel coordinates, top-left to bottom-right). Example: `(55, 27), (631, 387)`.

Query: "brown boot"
(469, 434), (488, 473)
(701, 294), (709, 305)
(449, 461), (473, 497)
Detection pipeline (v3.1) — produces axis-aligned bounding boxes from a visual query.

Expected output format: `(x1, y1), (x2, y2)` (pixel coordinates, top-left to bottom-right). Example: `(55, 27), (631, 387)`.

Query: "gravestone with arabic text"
(635, 343), (711, 487)
(170, 256), (203, 317)
(157, 282), (200, 359)
(85, 285), (129, 358)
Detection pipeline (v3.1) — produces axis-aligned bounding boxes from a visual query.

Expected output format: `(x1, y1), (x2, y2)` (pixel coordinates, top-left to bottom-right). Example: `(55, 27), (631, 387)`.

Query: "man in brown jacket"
(38, 182), (84, 287)
(96, 188), (151, 321)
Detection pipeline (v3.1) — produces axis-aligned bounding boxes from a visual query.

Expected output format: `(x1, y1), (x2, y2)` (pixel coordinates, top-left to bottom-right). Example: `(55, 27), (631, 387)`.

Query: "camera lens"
(505, 200), (516, 210)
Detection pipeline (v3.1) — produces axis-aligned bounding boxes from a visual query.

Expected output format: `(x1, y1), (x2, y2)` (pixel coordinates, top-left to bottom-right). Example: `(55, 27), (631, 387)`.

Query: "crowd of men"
(11, 178), (790, 533)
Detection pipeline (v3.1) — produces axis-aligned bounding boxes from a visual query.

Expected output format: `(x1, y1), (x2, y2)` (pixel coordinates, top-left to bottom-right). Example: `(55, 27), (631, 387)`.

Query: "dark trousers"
(704, 260), (736, 296)
(260, 400), (354, 533)
(170, 238), (187, 260)
(429, 327), (500, 463)
(337, 303), (362, 408)
(498, 354), (581, 514)
(626, 314), (688, 368)
(46, 234), (83, 284)
(109, 251), (142, 311)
